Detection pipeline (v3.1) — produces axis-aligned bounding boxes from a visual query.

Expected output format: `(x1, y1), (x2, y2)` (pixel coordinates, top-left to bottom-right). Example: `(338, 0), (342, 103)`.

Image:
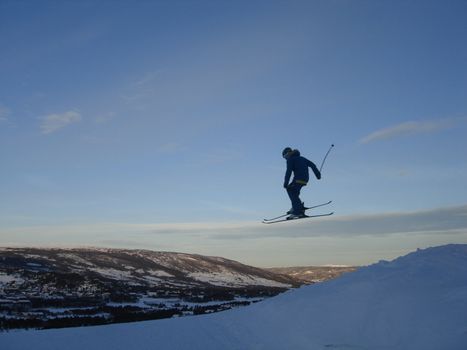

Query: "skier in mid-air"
(282, 147), (321, 219)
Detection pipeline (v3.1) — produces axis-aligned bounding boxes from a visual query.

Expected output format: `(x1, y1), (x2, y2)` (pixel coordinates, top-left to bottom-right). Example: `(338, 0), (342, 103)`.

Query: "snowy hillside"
(0, 247), (296, 289)
(2, 244), (466, 349)
(0, 248), (299, 329)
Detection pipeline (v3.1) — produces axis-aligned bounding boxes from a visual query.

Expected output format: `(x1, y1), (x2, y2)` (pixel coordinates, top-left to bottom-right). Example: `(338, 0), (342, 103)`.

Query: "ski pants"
(286, 182), (305, 214)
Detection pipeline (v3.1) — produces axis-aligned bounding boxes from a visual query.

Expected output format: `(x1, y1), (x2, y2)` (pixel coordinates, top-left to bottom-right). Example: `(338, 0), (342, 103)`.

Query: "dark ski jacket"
(284, 150), (321, 187)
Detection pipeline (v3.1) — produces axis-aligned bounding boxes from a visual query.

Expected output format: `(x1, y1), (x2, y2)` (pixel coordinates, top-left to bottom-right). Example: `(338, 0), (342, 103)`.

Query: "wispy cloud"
(40, 111), (82, 134)
(0, 205), (467, 245)
(120, 70), (164, 107)
(151, 205), (466, 241)
(360, 118), (459, 144)
(2, 205), (466, 266)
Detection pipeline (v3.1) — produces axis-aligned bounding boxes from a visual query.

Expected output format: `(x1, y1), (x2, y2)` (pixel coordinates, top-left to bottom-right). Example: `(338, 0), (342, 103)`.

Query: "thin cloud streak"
(198, 205), (467, 240)
(2, 205), (466, 244)
(40, 111), (82, 134)
(360, 118), (458, 144)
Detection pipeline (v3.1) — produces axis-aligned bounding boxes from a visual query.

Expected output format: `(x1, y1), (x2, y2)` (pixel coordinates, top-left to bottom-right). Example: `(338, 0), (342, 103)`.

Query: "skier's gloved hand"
(316, 171), (321, 180)
(283, 183), (289, 189)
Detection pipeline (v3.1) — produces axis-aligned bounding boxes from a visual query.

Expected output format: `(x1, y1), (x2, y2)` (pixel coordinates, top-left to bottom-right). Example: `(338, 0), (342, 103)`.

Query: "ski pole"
(319, 144), (334, 173)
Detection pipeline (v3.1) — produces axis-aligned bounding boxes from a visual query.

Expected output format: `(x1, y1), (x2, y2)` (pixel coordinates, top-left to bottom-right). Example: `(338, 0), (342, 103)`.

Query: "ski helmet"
(282, 147), (292, 158)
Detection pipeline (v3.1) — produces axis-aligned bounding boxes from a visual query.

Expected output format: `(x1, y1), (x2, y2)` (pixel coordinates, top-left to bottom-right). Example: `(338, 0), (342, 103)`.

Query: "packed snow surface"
(2, 244), (467, 350)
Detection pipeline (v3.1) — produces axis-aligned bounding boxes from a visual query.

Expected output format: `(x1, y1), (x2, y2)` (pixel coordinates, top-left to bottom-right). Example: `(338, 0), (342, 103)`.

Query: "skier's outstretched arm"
(307, 159), (321, 179)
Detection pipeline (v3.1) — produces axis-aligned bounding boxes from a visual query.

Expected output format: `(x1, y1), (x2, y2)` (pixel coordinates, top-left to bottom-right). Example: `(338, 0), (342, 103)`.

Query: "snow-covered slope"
(0, 247), (296, 289)
(2, 244), (467, 350)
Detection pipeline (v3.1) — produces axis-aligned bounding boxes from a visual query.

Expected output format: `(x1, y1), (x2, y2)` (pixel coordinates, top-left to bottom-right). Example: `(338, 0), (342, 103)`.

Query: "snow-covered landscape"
(2, 244), (466, 350)
(2, 0), (467, 349)
(0, 248), (300, 329)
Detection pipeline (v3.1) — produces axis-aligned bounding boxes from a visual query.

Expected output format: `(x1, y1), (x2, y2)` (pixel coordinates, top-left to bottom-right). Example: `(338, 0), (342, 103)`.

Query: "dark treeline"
(0, 306), (182, 331)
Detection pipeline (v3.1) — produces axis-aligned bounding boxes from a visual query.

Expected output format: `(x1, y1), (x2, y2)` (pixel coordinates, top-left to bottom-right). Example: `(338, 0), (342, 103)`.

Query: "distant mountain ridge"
(0, 247), (299, 290)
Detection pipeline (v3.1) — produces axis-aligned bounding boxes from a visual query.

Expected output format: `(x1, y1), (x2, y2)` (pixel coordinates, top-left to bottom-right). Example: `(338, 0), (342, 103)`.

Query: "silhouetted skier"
(282, 147), (321, 219)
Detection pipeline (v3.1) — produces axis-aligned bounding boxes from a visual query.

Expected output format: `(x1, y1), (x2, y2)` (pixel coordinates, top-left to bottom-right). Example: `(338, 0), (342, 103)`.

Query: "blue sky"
(1, 0), (467, 266)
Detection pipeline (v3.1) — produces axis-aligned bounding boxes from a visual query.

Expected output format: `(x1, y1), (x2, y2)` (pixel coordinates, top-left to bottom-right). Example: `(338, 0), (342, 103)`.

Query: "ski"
(262, 212), (334, 224)
(263, 200), (332, 222)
